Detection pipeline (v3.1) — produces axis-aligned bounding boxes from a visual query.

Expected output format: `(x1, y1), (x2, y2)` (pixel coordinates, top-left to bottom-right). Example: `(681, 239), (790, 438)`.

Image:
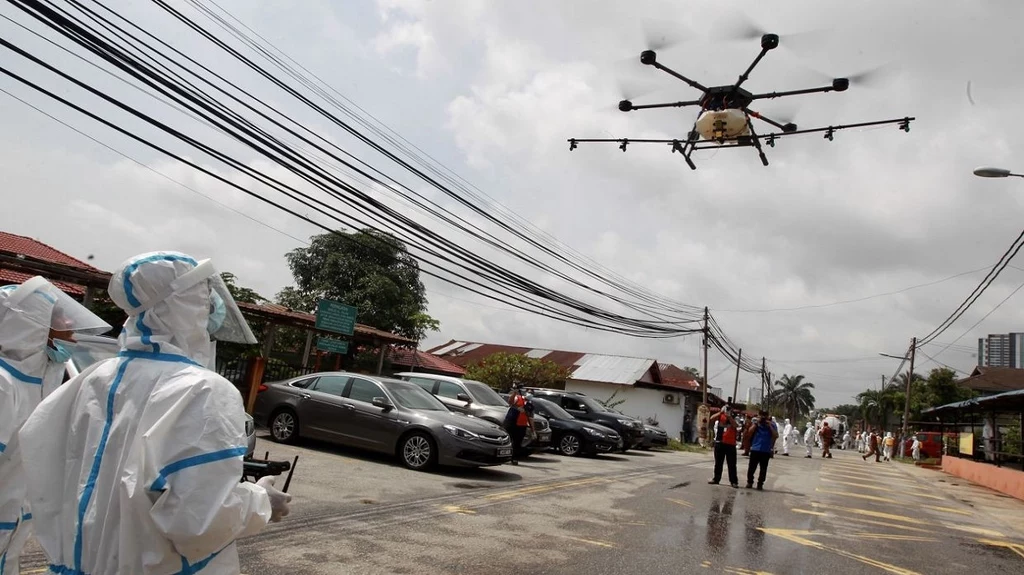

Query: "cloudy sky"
(2, 0), (1023, 407)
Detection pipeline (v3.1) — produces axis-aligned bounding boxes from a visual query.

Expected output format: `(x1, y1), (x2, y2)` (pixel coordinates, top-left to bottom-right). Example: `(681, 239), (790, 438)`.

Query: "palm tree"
(770, 374), (816, 422)
(857, 384), (903, 431)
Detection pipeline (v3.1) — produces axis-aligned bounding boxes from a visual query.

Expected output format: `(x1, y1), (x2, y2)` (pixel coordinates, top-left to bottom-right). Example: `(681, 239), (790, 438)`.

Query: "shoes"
(730, 483), (739, 489)
(805, 455), (812, 458)
(510, 460), (519, 466)
(826, 454), (832, 459)
(756, 484), (763, 491)
(782, 453), (790, 456)
(862, 455), (867, 461)
(708, 480), (719, 485)
(746, 483), (753, 489)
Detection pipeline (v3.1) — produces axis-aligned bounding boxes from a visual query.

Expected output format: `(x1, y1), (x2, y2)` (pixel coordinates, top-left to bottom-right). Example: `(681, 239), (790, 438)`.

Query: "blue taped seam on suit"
(117, 350), (201, 367)
(73, 358), (131, 572)
(149, 447), (248, 491)
(0, 358), (43, 385)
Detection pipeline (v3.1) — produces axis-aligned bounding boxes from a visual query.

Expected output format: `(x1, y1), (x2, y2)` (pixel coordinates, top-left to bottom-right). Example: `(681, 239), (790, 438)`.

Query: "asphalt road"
(17, 436), (1024, 574)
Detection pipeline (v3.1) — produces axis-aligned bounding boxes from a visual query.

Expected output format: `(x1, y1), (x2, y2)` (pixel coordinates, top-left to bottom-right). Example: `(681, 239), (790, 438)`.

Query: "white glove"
(256, 476), (293, 522)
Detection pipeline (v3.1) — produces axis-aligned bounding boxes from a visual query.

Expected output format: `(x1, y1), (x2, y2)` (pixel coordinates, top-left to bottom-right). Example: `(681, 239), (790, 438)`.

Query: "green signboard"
(317, 338), (349, 354)
(315, 299), (357, 336)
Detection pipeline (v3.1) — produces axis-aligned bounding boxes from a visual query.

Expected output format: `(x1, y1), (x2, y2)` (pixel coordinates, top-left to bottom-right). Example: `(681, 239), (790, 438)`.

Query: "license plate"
(497, 447), (513, 457)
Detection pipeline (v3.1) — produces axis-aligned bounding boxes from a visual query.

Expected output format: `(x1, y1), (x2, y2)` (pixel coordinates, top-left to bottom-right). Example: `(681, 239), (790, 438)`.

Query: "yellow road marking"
(823, 470), (916, 484)
(760, 528), (922, 575)
(21, 570), (48, 575)
(919, 504), (973, 517)
(623, 520), (648, 526)
(792, 508), (828, 516)
(943, 523), (1004, 538)
(485, 476), (606, 500)
(701, 560), (713, 568)
(809, 502), (918, 524)
(442, 505), (476, 515)
(666, 497), (693, 508)
(557, 534), (616, 548)
(850, 533), (938, 542)
(816, 488), (899, 504)
(794, 507), (931, 533)
(723, 567), (776, 575)
(825, 479), (946, 500)
(978, 538), (1024, 559)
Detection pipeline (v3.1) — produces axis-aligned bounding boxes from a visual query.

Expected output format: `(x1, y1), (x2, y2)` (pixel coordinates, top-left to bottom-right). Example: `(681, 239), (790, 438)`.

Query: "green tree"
(221, 272), (268, 304)
(464, 352), (571, 392)
(279, 229), (439, 341)
(922, 368), (973, 408)
(857, 384), (902, 431)
(770, 374), (816, 422)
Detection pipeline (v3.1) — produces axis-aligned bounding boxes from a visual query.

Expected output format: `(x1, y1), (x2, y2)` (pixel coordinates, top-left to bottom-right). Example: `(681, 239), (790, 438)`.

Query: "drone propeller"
(716, 13), (825, 54)
(806, 62), (900, 89)
(641, 17), (691, 51)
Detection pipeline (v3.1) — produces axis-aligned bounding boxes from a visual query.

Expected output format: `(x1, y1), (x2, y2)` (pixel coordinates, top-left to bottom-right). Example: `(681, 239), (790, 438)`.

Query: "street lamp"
(973, 166), (1024, 178)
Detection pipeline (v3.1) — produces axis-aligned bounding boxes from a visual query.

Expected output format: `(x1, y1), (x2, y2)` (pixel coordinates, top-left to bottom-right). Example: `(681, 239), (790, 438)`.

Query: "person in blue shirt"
(744, 410), (779, 490)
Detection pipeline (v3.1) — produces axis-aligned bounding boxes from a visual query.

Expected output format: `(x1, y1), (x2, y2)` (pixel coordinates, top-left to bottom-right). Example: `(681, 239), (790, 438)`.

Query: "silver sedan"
(254, 372), (514, 470)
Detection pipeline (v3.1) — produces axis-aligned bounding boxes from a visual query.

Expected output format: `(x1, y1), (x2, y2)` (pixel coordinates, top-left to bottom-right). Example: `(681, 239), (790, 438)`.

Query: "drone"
(568, 34), (914, 169)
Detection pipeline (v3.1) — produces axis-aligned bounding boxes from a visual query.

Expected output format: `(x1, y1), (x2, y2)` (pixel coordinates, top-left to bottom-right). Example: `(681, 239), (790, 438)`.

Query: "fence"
(215, 356), (319, 389)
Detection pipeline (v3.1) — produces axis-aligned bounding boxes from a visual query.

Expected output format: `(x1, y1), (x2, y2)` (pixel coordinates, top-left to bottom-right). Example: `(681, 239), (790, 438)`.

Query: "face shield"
(4, 276), (111, 337)
(125, 259), (257, 345)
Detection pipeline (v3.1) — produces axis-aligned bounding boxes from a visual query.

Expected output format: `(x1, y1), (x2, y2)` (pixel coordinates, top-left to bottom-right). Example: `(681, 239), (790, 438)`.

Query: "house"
(428, 340), (723, 439)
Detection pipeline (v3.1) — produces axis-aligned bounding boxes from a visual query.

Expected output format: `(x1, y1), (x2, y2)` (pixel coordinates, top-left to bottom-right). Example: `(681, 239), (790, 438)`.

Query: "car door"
(344, 377), (398, 451)
(434, 380), (470, 415)
(300, 374), (352, 442)
(561, 396), (592, 421)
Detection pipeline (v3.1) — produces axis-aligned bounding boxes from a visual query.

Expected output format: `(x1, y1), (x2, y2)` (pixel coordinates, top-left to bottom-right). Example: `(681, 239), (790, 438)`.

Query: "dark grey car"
(253, 372), (514, 470)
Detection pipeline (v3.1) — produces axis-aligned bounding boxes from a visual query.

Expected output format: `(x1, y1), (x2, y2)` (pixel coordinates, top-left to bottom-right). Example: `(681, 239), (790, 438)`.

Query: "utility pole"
(732, 348), (742, 406)
(761, 357), (767, 408)
(881, 374), (885, 392)
(702, 306), (709, 406)
(900, 337), (916, 443)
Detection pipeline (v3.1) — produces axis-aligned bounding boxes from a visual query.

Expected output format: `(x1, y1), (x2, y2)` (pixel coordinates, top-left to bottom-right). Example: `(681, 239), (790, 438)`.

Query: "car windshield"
(463, 380), (506, 406)
(578, 395), (613, 413)
(384, 381), (449, 411)
(533, 397), (573, 420)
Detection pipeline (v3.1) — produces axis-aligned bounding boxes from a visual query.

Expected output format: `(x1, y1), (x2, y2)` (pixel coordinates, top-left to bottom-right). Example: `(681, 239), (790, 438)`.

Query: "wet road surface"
(17, 438), (1024, 574)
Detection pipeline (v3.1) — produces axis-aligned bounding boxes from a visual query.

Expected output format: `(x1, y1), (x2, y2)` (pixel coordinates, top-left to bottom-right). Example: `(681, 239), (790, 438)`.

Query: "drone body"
(569, 35), (913, 169)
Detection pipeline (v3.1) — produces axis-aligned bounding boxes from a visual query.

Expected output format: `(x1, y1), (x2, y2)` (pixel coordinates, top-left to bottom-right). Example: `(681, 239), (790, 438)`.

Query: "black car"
(530, 398), (621, 456)
(527, 389), (645, 451)
(640, 424), (669, 449)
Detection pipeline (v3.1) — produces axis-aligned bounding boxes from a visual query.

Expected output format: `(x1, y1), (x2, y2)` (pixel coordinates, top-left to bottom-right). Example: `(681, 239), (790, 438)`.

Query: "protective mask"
(208, 291), (227, 335)
(46, 339), (73, 364)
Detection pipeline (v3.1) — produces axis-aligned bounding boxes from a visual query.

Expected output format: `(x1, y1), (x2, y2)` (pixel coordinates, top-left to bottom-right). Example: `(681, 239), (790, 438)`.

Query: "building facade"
(746, 386), (764, 406)
(977, 333), (1024, 368)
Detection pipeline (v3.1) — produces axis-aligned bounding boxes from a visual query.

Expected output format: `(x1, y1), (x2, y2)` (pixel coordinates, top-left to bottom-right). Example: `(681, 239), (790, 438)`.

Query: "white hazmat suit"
(1, 278), (110, 575)
(803, 422), (815, 458)
(19, 253), (275, 575)
(781, 419), (793, 455)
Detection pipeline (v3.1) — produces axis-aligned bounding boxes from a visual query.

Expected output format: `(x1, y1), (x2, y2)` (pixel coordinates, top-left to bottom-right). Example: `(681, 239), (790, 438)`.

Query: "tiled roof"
(0, 269), (86, 295)
(658, 363), (703, 391)
(427, 340), (660, 386)
(958, 366), (1024, 394)
(0, 231), (101, 271)
(235, 301), (416, 345)
(389, 348), (466, 375)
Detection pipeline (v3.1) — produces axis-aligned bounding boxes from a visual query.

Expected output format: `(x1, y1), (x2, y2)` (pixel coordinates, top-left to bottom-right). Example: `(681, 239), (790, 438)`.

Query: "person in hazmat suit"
(802, 421), (815, 458)
(781, 418), (794, 456)
(1, 277), (111, 574)
(19, 252), (291, 575)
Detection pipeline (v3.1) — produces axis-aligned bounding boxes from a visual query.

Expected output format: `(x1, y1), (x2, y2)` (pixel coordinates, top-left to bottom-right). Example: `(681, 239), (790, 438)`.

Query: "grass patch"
(660, 438), (709, 454)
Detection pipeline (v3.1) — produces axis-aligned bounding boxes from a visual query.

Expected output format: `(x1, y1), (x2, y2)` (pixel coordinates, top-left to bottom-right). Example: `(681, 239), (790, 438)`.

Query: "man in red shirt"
(820, 422), (834, 459)
(707, 406), (740, 488)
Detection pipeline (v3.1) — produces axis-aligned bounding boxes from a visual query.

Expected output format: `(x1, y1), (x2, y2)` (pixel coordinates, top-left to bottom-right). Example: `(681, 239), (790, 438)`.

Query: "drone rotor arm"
(649, 61), (710, 93)
(626, 99), (705, 111)
(744, 109), (790, 131)
(750, 85), (836, 100)
(735, 46), (771, 90)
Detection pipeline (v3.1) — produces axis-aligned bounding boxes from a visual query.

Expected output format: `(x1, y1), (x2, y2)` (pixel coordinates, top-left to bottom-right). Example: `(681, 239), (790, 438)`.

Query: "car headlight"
(583, 427), (604, 437)
(443, 424), (480, 440)
(616, 418), (635, 426)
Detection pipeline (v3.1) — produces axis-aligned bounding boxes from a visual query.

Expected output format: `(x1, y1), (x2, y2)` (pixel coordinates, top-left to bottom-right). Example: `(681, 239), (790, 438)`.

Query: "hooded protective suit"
(803, 422), (815, 457)
(19, 253), (271, 575)
(1, 278), (110, 574)
(781, 419), (793, 455)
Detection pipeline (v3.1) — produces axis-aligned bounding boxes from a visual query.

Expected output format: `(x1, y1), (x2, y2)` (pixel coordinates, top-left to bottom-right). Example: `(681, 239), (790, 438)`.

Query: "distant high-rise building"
(977, 333), (1024, 368)
(746, 386), (764, 406)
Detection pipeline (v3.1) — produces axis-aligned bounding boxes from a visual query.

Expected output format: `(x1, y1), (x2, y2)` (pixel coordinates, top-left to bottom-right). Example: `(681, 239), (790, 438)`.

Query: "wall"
(565, 380), (687, 437)
(941, 456), (1024, 501)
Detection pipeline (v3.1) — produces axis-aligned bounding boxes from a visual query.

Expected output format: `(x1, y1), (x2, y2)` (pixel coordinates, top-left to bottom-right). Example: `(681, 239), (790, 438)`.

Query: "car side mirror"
(372, 397), (394, 411)
(456, 393), (472, 403)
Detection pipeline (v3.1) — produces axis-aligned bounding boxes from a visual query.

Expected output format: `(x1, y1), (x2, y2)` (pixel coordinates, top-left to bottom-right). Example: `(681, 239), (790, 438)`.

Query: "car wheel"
(400, 432), (437, 471)
(270, 409), (298, 444)
(559, 433), (583, 456)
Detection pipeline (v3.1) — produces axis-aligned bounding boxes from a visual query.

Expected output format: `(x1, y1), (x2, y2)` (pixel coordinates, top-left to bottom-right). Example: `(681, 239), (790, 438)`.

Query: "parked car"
(394, 372), (551, 452)
(529, 398), (621, 456)
(526, 388), (646, 451)
(64, 335), (258, 457)
(254, 371), (513, 470)
(640, 424), (669, 450)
